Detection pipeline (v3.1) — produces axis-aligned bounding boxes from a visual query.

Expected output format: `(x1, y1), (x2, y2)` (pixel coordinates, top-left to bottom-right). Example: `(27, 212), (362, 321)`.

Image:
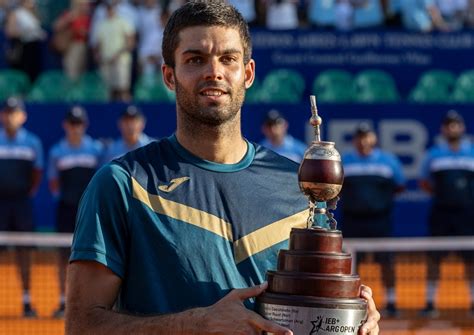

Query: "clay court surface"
(1, 250), (473, 334)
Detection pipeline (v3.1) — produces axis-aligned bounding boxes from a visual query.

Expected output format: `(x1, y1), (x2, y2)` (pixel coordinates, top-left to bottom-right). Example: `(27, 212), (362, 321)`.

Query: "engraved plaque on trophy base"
(256, 228), (367, 335)
(258, 293), (367, 335)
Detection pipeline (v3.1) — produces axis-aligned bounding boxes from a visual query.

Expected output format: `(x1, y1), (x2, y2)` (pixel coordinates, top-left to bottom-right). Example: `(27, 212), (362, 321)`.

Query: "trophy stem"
(310, 95), (322, 142)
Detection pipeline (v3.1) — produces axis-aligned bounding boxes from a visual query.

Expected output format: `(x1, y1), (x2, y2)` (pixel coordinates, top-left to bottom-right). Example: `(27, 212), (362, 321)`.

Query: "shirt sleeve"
(419, 150), (432, 181)
(389, 154), (405, 186)
(47, 146), (58, 180)
(33, 136), (44, 170)
(70, 162), (131, 278)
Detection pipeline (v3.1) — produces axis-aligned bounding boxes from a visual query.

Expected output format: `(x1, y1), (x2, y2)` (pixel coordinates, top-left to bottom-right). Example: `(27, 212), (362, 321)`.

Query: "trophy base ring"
(257, 292), (367, 335)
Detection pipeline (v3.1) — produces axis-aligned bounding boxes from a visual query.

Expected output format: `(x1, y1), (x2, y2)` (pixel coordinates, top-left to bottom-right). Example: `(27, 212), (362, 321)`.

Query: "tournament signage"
(250, 29), (474, 94)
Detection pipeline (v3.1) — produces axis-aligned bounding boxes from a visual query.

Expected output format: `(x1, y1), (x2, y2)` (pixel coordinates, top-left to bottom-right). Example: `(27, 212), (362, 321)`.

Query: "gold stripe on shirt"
(233, 209), (308, 264)
(132, 177), (233, 241)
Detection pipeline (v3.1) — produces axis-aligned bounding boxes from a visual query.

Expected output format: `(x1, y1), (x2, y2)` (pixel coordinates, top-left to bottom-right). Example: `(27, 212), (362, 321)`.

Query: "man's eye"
(221, 56), (236, 64)
(187, 57), (203, 64)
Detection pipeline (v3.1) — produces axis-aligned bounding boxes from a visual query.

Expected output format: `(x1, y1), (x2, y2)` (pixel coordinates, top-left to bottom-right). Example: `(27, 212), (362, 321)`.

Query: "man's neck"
(67, 136), (82, 147)
(4, 128), (19, 139)
(176, 123), (247, 164)
(269, 136), (285, 147)
(124, 135), (140, 147)
(447, 138), (462, 152)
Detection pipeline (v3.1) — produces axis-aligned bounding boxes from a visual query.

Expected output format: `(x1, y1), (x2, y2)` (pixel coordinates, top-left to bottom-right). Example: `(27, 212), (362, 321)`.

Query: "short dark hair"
(442, 109), (464, 125)
(162, 0), (252, 68)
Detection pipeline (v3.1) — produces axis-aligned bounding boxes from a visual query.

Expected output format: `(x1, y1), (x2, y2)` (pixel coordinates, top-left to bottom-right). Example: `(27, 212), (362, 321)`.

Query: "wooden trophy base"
(257, 228), (367, 335)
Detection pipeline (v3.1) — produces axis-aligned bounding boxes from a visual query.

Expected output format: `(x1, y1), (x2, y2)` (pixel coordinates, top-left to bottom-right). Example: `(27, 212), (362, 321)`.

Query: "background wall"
(26, 103), (474, 236)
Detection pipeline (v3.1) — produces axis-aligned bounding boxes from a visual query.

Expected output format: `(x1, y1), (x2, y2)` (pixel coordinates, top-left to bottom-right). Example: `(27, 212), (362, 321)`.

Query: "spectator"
(4, 0), (46, 82)
(435, 0), (467, 30)
(52, 0), (91, 81)
(260, 109), (307, 162)
(400, 0), (451, 32)
(384, 0), (402, 26)
(90, 0), (139, 46)
(340, 123), (405, 317)
(137, 0), (164, 82)
(94, 0), (136, 101)
(47, 106), (103, 318)
(418, 110), (474, 316)
(465, 0), (474, 27)
(102, 105), (153, 162)
(227, 0), (258, 25)
(0, 97), (43, 318)
(265, 0), (300, 29)
(308, 0), (336, 28)
(334, 0), (355, 30)
(353, 0), (385, 28)
(163, 0), (188, 13)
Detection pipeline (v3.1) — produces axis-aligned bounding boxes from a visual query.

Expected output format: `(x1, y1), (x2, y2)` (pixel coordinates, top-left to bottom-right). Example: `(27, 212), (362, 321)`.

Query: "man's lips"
(199, 88), (228, 96)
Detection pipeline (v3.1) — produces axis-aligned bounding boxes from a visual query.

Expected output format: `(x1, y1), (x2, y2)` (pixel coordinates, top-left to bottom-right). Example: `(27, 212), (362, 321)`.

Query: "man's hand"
(200, 282), (292, 335)
(359, 285), (380, 335)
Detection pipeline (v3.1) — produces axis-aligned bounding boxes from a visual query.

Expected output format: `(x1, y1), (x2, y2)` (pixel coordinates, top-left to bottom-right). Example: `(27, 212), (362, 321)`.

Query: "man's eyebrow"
(181, 48), (242, 56)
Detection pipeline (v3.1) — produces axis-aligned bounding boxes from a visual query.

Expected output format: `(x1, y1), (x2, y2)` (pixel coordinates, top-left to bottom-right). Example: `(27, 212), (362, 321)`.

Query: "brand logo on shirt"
(158, 177), (190, 193)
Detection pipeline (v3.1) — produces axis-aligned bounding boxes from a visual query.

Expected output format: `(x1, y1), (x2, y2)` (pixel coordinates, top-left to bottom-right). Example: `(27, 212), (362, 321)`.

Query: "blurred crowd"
(1, 0), (474, 101)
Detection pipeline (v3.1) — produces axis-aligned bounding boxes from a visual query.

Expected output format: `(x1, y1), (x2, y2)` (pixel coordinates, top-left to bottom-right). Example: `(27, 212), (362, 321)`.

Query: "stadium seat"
(312, 69), (354, 102)
(455, 69), (474, 90)
(451, 86), (474, 103)
(259, 69), (305, 103)
(134, 76), (175, 102)
(76, 71), (103, 87)
(66, 72), (109, 102)
(67, 83), (109, 103)
(451, 69), (474, 102)
(27, 70), (72, 102)
(0, 79), (25, 101)
(0, 69), (30, 98)
(353, 69), (399, 103)
(409, 85), (451, 103)
(245, 77), (261, 103)
(417, 69), (456, 92)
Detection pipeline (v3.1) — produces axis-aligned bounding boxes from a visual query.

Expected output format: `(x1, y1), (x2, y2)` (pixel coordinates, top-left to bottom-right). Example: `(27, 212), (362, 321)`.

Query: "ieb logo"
(309, 315), (323, 334)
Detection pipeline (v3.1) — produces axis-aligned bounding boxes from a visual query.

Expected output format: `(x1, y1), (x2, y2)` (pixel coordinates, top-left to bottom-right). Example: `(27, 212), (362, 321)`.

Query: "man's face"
(63, 121), (86, 139)
(0, 109), (26, 132)
(162, 26), (255, 127)
(262, 121), (288, 143)
(119, 117), (145, 140)
(441, 121), (465, 142)
(354, 132), (376, 156)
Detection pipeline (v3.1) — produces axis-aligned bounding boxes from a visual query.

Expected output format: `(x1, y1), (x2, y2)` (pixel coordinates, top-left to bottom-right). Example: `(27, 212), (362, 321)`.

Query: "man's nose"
(204, 59), (224, 81)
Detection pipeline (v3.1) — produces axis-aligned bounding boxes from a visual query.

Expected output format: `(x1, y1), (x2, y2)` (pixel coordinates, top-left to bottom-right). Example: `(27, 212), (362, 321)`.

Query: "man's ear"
(162, 64), (176, 90)
(244, 59), (256, 89)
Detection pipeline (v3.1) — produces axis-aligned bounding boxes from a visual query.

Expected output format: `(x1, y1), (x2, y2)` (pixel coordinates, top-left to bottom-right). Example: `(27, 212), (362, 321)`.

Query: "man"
(400, 0), (450, 32)
(47, 106), (103, 318)
(66, 2), (380, 334)
(340, 123), (405, 317)
(260, 109), (307, 163)
(94, 0), (135, 101)
(0, 96), (43, 317)
(419, 110), (474, 316)
(101, 105), (153, 162)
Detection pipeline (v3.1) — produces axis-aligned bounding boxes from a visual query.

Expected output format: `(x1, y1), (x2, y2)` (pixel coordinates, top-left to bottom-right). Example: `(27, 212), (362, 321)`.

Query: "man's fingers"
(249, 311), (293, 335)
(227, 282), (268, 301)
(360, 285), (372, 298)
(359, 285), (380, 335)
(359, 323), (380, 335)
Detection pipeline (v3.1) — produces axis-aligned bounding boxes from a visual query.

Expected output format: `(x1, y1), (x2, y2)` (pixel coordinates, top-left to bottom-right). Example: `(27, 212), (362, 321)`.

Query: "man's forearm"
(66, 305), (208, 335)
